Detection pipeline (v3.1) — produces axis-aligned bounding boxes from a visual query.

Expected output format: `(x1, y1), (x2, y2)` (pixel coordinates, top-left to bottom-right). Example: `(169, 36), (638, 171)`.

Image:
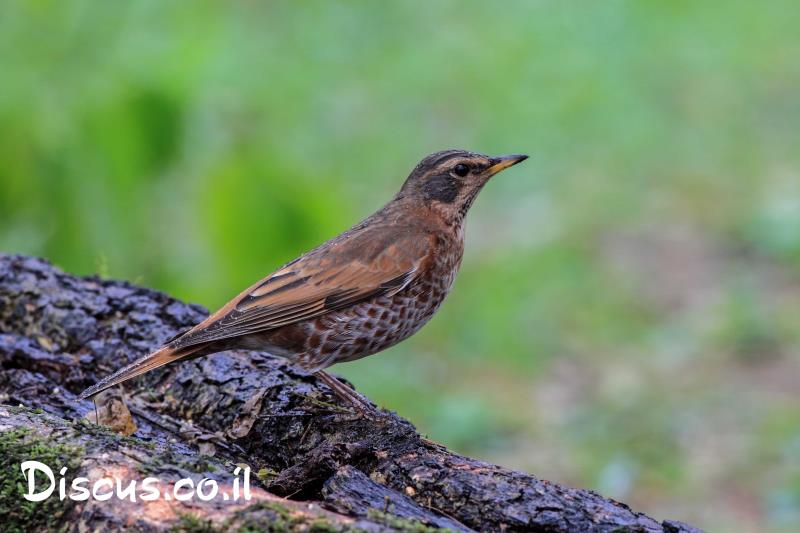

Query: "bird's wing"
(168, 228), (434, 350)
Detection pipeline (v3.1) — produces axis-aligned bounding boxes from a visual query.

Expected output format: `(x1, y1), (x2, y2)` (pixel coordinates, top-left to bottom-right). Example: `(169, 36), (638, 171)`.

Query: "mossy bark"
(0, 254), (703, 532)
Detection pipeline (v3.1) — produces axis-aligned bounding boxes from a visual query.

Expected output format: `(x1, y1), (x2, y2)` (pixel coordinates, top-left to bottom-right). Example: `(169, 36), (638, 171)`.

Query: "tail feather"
(76, 344), (205, 401)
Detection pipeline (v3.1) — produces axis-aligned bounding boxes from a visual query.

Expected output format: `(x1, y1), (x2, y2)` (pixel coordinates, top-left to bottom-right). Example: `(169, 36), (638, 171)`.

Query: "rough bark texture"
(0, 254), (703, 532)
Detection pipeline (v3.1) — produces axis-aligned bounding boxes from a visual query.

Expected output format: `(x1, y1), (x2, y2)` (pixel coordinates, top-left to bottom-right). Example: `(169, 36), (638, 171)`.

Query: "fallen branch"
(0, 254), (702, 532)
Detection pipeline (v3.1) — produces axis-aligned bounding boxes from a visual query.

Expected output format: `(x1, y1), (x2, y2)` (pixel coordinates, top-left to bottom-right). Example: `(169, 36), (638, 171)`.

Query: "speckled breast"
(297, 234), (464, 370)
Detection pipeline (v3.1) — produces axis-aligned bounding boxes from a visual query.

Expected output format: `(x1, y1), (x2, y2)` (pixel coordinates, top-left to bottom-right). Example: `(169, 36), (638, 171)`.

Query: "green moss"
(8, 405), (48, 417)
(304, 394), (355, 414)
(366, 509), (450, 533)
(256, 467), (279, 481)
(171, 513), (220, 533)
(232, 501), (345, 533)
(232, 503), (449, 533)
(0, 427), (84, 533)
(307, 520), (341, 533)
(136, 446), (221, 477)
(69, 416), (155, 449)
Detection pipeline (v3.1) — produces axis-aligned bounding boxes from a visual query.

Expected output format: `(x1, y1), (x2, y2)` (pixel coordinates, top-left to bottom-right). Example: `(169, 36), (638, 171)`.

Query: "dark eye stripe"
(423, 174), (459, 203)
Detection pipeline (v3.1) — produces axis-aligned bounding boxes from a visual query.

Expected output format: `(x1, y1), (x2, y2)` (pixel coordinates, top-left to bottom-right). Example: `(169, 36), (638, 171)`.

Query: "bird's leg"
(315, 371), (373, 414)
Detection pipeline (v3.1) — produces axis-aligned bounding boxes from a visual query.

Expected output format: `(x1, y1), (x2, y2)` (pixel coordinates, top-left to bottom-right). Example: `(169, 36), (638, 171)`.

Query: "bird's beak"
(487, 154), (528, 175)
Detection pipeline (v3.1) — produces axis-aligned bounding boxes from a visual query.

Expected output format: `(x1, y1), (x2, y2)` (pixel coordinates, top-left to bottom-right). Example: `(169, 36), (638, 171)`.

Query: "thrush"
(77, 149), (528, 409)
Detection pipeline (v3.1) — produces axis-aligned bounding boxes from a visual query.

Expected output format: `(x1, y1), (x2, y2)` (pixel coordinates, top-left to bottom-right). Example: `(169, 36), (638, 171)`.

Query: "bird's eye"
(453, 164), (469, 177)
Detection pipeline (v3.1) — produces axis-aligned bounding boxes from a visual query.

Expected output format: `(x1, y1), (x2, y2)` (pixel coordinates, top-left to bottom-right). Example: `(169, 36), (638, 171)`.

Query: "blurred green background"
(1, 1), (799, 531)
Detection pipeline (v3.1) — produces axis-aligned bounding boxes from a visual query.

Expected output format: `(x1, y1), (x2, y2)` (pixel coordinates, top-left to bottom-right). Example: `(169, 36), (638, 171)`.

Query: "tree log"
(0, 254), (703, 532)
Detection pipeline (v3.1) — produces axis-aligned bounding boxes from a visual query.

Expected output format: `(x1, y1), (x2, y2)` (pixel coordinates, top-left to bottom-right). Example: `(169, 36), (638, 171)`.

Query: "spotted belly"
(235, 248), (461, 371)
(303, 270), (455, 368)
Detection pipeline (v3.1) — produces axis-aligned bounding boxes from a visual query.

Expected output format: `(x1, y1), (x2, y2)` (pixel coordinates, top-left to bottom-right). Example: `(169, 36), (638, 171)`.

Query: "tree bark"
(0, 254), (703, 532)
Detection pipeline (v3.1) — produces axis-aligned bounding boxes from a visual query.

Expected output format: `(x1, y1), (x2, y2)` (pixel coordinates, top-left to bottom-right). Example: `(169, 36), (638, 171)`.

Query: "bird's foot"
(314, 371), (377, 418)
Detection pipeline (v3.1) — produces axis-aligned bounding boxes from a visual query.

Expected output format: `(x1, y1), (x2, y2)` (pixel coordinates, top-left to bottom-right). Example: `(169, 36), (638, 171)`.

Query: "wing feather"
(168, 229), (432, 350)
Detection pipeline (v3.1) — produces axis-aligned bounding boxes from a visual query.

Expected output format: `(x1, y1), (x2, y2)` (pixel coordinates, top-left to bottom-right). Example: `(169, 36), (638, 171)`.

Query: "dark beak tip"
(488, 153), (529, 174)
(496, 153), (529, 166)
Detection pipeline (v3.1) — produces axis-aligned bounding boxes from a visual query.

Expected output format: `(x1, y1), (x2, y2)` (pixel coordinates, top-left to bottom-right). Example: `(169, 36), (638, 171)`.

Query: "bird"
(77, 149), (528, 409)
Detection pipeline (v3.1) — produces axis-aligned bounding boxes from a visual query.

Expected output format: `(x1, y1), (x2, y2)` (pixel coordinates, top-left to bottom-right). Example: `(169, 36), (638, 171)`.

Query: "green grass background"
(1, 2), (799, 531)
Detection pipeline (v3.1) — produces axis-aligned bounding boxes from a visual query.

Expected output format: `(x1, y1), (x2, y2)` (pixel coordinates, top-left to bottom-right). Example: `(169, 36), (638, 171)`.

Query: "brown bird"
(77, 149), (528, 409)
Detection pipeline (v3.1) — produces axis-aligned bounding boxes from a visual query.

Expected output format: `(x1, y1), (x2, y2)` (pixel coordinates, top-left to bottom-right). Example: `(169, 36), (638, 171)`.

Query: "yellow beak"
(487, 154), (528, 175)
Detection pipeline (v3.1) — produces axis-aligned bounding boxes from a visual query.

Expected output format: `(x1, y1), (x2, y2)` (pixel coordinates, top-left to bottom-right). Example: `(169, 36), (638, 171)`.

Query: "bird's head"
(398, 149), (528, 223)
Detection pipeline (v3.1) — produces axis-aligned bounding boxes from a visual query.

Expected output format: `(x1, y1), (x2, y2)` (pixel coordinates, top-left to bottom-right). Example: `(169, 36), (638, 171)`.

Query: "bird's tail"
(76, 343), (206, 401)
